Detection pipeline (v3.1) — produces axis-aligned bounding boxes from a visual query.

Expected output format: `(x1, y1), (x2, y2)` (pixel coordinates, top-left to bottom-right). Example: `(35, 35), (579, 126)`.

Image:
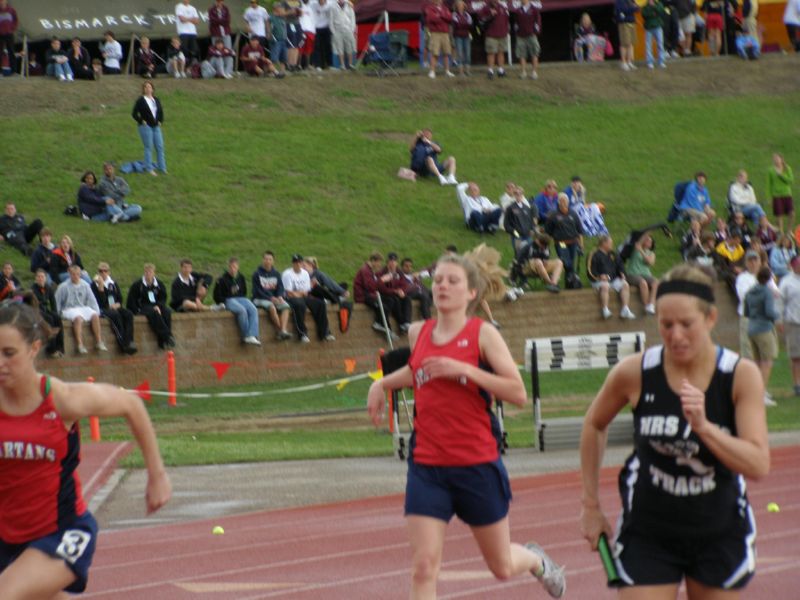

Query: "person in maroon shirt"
(208, 0), (232, 48)
(239, 37), (281, 76)
(353, 252), (399, 337)
(451, 0), (473, 75)
(424, 0), (454, 78)
(0, 0), (17, 75)
(479, 0), (510, 78)
(512, 0), (542, 79)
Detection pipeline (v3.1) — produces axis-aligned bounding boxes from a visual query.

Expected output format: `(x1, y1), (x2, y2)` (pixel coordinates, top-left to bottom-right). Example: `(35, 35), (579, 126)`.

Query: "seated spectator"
(91, 262), (137, 355)
(409, 129), (457, 185)
(97, 162), (143, 222)
(456, 182), (502, 233)
(208, 38), (235, 78)
(677, 171), (716, 227)
(100, 30), (123, 74)
(304, 256), (353, 333)
(735, 29), (760, 59)
(77, 170), (127, 223)
(31, 269), (64, 358)
(50, 234), (91, 285)
(378, 252), (413, 333)
(755, 214), (779, 255)
(587, 235), (636, 319)
(136, 36), (158, 78)
(127, 263), (175, 349)
(687, 231), (717, 267)
(625, 232), (658, 315)
(354, 251), (398, 336)
(574, 12), (605, 62)
(0, 262), (22, 301)
(544, 193), (584, 284)
(0, 202), (43, 257)
(167, 36), (187, 78)
(67, 37), (96, 80)
(504, 185), (538, 254)
(513, 233), (563, 293)
(239, 37), (281, 77)
(564, 176), (586, 209)
(27, 53), (44, 77)
(45, 37), (73, 81)
(713, 216), (729, 245)
(282, 254), (335, 343)
(749, 237), (770, 268)
(55, 264), (108, 354)
(680, 219), (703, 260)
(533, 180), (560, 225)
(715, 228), (746, 287)
(30, 227), (55, 283)
(728, 210), (753, 248)
(571, 187), (608, 238)
(213, 257), (262, 345)
(170, 258), (217, 311)
(251, 250), (292, 340)
(399, 257), (433, 319)
(728, 169), (765, 224)
(770, 234), (796, 280)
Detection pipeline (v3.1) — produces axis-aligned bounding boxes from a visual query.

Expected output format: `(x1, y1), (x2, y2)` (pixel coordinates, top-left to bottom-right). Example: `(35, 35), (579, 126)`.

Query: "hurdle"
(525, 332), (645, 451)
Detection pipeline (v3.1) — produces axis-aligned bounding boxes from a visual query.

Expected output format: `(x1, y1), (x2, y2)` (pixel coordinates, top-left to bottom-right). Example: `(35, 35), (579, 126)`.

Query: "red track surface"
(78, 441), (132, 502)
(84, 446), (800, 599)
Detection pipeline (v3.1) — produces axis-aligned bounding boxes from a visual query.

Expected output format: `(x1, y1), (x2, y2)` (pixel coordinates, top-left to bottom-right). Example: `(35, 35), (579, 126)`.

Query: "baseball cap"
(291, 253), (303, 262)
(745, 250), (759, 260)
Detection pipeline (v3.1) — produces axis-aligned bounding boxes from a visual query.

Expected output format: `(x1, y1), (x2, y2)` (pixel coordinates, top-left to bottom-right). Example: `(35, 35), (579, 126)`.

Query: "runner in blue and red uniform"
(368, 253), (565, 599)
(580, 264), (770, 599)
(0, 303), (171, 598)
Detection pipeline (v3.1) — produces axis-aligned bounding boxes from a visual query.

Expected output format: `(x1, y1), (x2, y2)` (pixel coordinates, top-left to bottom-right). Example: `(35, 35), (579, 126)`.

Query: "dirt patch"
(364, 130), (411, 142)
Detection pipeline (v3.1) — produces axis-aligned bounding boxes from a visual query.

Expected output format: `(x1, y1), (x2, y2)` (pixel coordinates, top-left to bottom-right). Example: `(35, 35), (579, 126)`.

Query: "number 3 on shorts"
(56, 530), (92, 565)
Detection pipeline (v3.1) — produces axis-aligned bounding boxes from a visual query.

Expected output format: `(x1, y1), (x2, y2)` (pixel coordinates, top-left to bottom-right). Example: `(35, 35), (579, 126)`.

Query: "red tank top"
(408, 318), (501, 466)
(0, 376), (86, 544)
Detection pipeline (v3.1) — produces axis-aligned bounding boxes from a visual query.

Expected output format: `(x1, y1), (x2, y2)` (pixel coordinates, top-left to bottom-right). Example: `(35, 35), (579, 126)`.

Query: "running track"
(83, 446), (800, 598)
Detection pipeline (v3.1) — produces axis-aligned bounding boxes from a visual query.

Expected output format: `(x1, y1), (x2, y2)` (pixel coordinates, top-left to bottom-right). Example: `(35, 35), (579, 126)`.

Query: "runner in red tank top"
(0, 303), (171, 597)
(368, 253), (565, 599)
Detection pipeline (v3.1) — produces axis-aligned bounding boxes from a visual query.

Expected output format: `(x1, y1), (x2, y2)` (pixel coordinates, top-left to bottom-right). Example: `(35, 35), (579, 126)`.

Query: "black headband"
(656, 280), (715, 303)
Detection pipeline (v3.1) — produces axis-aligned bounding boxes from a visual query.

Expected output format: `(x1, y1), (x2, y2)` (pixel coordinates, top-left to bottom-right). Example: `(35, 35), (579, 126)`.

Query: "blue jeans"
(454, 36), (471, 66)
(645, 27), (664, 66)
(225, 297), (259, 339)
(46, 61), (73, 79)
(91, 203), (143, 222)
(138, 125), (167, 173)
(737, 203), (766, 223)
(555, 242), (579, 276)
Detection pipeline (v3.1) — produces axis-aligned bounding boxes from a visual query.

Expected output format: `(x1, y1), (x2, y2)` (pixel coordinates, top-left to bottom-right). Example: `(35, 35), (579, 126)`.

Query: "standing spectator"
(677, 171), (716, 227)
(400, 257), (433, 319)
(778, 256), (800, 395)
(67, 37), (95, 80)
(136, 36), (158, 78)
(728, 169), (766, 225)
(785, 0), (800, 51)
(214, 257), (262, 346)
(452, 0), (472, 76)
(76, 171), (126, 223)
(616, 0), (640, 70)
(208, 38), (235, 78)
(311, 0), (332, 69)
(0, 0), (18, 75)
(91, 262), (137, 355)
(0, 262), (21, 301)
(702, 0), (725, 56)
(100, 31), (123, 74)
(735, 250), (763, 359)
(127, 263), (175, 350)
(30, 227), (55, 282)
(767, 153), (794, 233)
(625, 232), (658, 314)
(661, 0), (682, 58)
(588, 235), (636, 319)
(425, 0), (454, 78)
(676, 0), (697, 55)
(252, 250), (292, 340)
(244, 0), (271, 47)
(479, 0), (510, 79)
(209, 0), (232, 49)
(744, 266), (779, 405)
(45, 38), (73, 81)
(409, 128), (458, 185)
(166, 36), (187, 78)
(132, 81), (167, 176)
(329, 0), (356, 70)
(176, 0), (201, 62)
(50, 235), (91, 285)
(299, 0), (317, 70)
(512, 0), (542, 80)
(533, 180), (559, 225)
(56, 264), (108, 355)
(770, 234), (796, 279)
(456, 182), (503, 234)
(97, 162), (143, 222)
(270, 2), (290, 74)
(282, 254), (335, 342)
(0, 203), (43, 257)
(545, 193), (584, 285)
(170, 258), (217, 312)
(31, 268), (64, 358)
(641, 0), (667, 69)
(354, 252), (398, 336)
(285, 1), (305, 73)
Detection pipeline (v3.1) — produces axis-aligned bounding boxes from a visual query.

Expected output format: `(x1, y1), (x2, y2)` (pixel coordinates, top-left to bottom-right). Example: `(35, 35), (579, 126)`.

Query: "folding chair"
(366, 32), (402, 77)
(380, 347), (413, 459)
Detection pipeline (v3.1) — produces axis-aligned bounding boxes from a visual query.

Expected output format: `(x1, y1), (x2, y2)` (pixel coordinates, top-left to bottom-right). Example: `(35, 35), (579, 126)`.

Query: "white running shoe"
(620, 306), (636, 319)
(530, 70), (539, 80)
(602, 307), (612, 319)
(445, 173), (458, 185)
(645, 303), (656, 315)
(445, 70), (455, 77)
(428, 70), (436, 79)
(620, 62), (631, 71)
(525, 542), (566, 598)
(96, 341), (108, 352)
(438, 174), (448, 186)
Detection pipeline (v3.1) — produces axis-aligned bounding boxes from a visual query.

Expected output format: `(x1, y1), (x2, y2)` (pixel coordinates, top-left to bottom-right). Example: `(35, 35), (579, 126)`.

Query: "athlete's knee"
(485, 557), (514, 581)
(411, 553), (441, 585)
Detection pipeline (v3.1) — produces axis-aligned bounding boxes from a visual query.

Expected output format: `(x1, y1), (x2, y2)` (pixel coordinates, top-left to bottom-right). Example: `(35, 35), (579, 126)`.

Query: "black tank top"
(618, 345), (750, 538)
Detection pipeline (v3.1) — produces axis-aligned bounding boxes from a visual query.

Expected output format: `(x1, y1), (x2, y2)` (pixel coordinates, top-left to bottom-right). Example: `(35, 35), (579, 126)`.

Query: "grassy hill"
(1, 54), (799, 289)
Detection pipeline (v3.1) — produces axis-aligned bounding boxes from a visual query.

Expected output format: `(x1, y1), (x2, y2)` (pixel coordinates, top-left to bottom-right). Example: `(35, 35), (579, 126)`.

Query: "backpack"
(63, 205), (80, 217)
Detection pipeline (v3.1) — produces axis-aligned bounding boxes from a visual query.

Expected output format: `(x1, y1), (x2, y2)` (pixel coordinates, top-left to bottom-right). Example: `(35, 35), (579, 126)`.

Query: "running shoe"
(525, 542), (566, 598)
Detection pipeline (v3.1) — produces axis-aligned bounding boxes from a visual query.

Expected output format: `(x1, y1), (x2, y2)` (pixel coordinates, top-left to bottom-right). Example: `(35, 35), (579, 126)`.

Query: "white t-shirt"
(310, 0), (330, 29)
(299, 3), (316, 33)
(244, 5), (270, 37)
(101, 40), (123, 69)
(785, 0), (800, 26)
(176, 3), (200, 35)
(282, 268), (312, 294)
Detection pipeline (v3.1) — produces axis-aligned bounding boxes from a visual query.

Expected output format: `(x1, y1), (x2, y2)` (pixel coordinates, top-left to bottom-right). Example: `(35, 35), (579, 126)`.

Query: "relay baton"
(598, 533), (623, 587)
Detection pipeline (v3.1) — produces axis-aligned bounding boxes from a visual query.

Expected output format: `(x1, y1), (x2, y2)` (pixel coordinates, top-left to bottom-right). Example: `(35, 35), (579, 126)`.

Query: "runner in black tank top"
(579, 264), (769, 599)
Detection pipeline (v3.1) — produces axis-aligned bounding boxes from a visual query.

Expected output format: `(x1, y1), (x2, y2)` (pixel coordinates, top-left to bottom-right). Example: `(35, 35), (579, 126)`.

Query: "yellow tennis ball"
(212, 525), (225, 535)
(767, 502), (780, 513)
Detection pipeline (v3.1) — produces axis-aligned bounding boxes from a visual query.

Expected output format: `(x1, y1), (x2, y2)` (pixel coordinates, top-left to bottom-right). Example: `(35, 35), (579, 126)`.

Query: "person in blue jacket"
(678, 171), (717, 228)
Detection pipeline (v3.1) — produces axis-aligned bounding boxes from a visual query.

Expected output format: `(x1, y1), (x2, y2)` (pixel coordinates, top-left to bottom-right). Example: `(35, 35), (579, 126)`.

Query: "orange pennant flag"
(134, 381), (151, 402)
(344, 359), (356, 374)
(211, 362), (231, 381)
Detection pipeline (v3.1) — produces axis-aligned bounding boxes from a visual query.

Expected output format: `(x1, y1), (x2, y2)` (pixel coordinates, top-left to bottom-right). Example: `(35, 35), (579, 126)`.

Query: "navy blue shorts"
(0, 512), (98, 593)
(287, 24), (304, 49)
(404, 459), (512, 526)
